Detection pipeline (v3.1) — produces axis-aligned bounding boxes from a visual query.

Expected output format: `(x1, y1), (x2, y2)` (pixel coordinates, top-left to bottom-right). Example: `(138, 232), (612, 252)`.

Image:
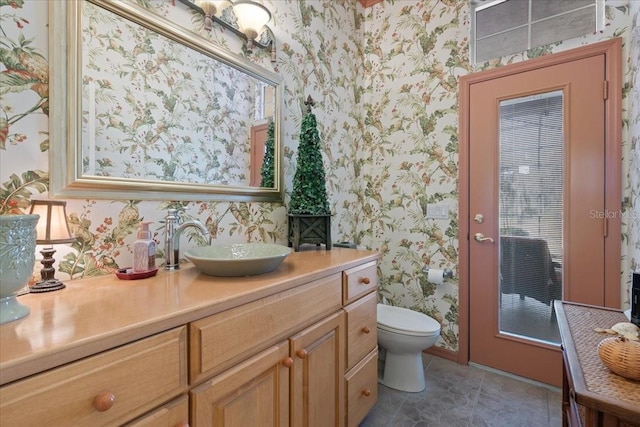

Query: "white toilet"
(377, 303), (441, 392)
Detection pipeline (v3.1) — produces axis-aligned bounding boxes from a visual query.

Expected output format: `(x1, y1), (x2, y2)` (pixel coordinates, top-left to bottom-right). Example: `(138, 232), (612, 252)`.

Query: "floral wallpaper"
(358, 0), (638, 351)
(1, 0), (637, 354)
(82, 1), (260, 185)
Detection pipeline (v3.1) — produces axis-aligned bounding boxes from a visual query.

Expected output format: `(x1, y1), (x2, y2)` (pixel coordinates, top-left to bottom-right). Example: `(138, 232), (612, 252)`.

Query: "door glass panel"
(498, 90), (563, 345)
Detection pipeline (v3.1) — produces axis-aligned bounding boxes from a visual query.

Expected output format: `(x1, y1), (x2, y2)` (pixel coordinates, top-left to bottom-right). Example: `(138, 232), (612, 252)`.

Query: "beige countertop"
(0, 248), (379, 386)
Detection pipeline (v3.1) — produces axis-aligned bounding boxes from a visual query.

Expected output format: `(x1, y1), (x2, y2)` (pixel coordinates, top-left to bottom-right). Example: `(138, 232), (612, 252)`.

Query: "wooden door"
(190, 341), (290, 427)
(459, 39), (621, 386)
(290, 311), (345, 427)
(250, 122), (269, 187)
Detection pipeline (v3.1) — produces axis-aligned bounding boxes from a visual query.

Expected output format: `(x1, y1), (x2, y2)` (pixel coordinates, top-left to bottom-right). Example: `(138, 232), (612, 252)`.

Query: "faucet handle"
(165, 208), (181, 223)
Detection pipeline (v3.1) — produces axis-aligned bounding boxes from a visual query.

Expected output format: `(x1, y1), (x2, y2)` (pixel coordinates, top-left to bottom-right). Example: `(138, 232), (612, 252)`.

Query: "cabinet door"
(190, 341), (290, 427)
(290, 311), (345, 427)
(124, 395), (189, 427)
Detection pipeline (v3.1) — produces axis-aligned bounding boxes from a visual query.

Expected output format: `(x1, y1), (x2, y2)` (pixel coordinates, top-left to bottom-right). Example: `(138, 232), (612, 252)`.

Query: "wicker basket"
(597, 336), (640, 381)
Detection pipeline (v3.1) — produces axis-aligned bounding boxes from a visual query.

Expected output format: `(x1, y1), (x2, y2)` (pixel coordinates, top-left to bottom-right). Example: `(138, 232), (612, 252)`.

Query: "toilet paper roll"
(427, 268), (445, 286)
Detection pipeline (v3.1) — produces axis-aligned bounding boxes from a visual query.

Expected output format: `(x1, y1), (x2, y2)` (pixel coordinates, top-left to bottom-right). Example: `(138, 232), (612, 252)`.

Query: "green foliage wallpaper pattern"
(81, 1), (255, 185)
(0, 0), (638, 353)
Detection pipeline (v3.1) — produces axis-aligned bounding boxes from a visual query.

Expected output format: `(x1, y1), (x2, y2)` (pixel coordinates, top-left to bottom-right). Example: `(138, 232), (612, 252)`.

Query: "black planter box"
(287, 214), (331, 252)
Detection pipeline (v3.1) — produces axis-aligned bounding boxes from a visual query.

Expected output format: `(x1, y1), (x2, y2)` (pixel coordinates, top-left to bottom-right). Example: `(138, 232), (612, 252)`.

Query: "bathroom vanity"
(0, 248), (379, 427)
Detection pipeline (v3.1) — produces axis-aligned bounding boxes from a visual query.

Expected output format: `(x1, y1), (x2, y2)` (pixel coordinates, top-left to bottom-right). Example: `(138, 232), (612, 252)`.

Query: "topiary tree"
(259, 119), (275, 188)
(288, 96), (330, 215)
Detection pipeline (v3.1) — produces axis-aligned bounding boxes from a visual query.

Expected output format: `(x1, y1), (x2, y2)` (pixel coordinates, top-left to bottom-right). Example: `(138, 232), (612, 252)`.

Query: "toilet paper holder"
(421, 266), (454, 280)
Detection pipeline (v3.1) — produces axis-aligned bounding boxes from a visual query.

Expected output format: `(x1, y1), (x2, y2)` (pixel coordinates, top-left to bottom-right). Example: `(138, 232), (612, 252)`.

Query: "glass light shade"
(196, 0), (226, 16)
(232, 1), (271, 40)
(29, 200), (75, 245)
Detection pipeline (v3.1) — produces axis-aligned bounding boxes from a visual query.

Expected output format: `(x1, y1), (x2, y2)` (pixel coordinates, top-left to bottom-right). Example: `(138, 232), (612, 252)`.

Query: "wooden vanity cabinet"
(188, 275), (347, 427)
(188, 261), (379, 427)
(189, 274), (342, 385)
(343, 262), (377, 305)
(345, 349), (378, 427)
(0, 327), (188, 427)
(342, 262), (378, 427)
(0, 251), (380, 427)
(190, 341), (291, 426)
(344, 292), (377, 371)
(290, 311), (346, 427)
(189, 312), (347, 427)
(124, 395), (190, 427)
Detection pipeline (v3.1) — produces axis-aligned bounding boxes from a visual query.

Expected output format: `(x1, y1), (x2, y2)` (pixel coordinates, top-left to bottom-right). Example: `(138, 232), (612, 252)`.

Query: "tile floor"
(360, 353), (562, 427)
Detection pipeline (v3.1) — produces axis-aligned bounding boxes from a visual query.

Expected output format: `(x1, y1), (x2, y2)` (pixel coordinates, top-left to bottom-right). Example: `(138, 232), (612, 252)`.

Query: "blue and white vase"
(0, 214), (39, 324)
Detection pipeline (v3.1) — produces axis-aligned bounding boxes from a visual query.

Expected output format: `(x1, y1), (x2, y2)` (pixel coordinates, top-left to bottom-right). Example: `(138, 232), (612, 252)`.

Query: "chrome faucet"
(164, 209), (211, 270)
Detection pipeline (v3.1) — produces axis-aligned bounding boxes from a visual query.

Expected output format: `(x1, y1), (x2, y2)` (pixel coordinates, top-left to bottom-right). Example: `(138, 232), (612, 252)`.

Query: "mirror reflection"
(50, 0), (283, 201)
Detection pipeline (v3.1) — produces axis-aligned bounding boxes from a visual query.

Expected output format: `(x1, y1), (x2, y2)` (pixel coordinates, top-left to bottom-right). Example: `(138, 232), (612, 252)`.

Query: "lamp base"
(31, 246), (66, 293)
(30, 279), (66, 293)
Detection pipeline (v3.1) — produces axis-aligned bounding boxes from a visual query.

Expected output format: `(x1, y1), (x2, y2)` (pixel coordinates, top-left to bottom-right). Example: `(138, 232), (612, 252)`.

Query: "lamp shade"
(195, 0), (226, 15)
(232, 1), (271, 40)
(29, 200), (75, 245)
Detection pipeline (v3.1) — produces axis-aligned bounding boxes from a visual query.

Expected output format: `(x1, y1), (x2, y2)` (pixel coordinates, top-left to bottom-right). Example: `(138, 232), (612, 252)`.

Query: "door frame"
(457, 38), (622, 365)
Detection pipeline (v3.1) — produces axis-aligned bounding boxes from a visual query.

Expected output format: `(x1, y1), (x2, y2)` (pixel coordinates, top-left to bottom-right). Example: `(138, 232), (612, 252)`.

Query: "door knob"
(474, 233), (495, 243)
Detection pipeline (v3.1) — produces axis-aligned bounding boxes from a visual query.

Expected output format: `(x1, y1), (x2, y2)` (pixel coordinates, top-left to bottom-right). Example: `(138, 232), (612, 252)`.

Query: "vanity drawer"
(343, 261), (377, 304)
(344, 292), (377, 370)
(190, 273), (342, 384)
(345, 349), (378, 427)
(123, 394), (189, 427)
(0, 327), (187, 427)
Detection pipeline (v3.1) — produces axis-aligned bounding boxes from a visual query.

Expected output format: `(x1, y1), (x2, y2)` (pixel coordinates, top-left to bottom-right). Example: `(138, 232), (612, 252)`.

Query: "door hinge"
(603, 80), (609, 100)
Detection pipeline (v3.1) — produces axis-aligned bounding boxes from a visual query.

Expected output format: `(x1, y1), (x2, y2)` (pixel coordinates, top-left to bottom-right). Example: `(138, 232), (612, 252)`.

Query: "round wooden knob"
(296, 349), (308, 359)
(174, 423), (190, 427)
(361, 326), (371, 334)
(282, 357), (294, 368)
(360, 277), (370, 284)
(93, 391), (116, 412)
(361, 388), (371, 397)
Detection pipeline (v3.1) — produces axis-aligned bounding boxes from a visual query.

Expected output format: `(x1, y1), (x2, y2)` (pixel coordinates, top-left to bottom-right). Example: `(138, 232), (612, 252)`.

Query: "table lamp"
(28, 200), (76, 293)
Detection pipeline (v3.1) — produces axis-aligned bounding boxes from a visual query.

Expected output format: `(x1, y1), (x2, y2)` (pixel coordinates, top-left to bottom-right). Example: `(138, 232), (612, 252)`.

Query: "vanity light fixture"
(28, 200), (76, 293)
(195, 0), (227, 31)
(181, 0), (276, 61)
(231, 0), (271, 50)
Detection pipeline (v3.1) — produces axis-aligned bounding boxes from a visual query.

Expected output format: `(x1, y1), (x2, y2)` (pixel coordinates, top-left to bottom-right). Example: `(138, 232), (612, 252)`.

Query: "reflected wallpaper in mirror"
(50, 0), (283, 202)
(81, 1), (274, 186)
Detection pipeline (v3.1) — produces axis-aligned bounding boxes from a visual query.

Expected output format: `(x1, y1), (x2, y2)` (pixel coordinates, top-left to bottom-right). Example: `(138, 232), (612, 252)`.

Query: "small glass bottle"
(133, 221), (156, 272)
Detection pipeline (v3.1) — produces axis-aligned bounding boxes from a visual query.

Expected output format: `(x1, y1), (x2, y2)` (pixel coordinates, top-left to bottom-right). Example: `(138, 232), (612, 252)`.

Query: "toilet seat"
(377, 304), (440, 337)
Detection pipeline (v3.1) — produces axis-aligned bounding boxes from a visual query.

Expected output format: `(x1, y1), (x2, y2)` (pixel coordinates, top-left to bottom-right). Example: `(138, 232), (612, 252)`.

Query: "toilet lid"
(377, 304), (440, 337)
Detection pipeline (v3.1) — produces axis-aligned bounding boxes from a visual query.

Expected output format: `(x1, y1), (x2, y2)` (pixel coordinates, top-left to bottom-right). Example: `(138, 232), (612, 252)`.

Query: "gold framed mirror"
(49, 0), (284, 202)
